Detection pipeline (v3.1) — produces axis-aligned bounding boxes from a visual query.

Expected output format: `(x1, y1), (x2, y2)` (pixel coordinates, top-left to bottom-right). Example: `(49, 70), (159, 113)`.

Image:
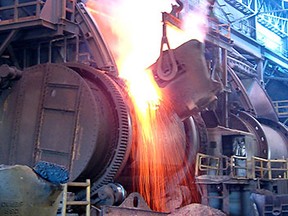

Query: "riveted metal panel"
(0, 63), (133, 190)
(43, 84), (78, 112)
(0, 64), (100, 181)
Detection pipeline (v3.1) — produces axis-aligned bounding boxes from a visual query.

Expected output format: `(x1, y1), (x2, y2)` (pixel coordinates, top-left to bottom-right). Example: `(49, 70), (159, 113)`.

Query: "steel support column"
(221, 47), (229, 127)
(0, 30), (18, 56)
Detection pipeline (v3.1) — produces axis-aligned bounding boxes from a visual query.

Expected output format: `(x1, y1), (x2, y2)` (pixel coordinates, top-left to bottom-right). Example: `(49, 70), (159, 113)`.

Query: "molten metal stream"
(126, 69), (190, 212)
(87, 0), (207, 211)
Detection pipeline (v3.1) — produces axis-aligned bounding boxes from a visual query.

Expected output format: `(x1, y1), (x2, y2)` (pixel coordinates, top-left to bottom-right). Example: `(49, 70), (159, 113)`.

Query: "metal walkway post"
(61, 179), (91, 216)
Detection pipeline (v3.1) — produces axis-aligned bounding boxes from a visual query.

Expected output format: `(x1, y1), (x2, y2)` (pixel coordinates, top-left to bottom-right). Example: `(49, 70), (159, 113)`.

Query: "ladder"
(61, 179), (91, 216)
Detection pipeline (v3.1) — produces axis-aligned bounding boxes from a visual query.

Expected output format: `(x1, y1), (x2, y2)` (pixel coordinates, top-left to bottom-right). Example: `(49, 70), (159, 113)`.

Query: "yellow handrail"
(230, 155), (248, 178)
(196, 153), (288, 180)
(195, 153), (229, 176)
(273, 100), (288, 117)
(252, 156), (288, 179)
(61, 179), (91, 216)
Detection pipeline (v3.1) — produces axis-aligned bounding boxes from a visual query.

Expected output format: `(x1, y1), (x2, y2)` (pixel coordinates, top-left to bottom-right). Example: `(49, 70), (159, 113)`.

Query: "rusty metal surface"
(0, 63), (133, 198)
(0, 64), (22, 91)
(100, 193), (168, 216)
(230, 111), (288, 160)
(0, 63), (99, 179)
(152, 39), (223, 120)
(100, 193), (226, 216)
(229, 111), (269, 158)
(258, 118), (288, 160)
(262, 124), (288, 160)
(66, 63), (133, 198)
(0, 1), (118, 77)
(241, 78), (278, 122)
(227, 67), (255, 114)
(75, 3), (118, 74)
(118, 192), (152, 210)
(100, 206), (168, 216)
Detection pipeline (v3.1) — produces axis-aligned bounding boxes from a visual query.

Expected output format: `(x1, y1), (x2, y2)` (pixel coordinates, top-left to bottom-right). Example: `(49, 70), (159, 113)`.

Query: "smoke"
(87, 0), (174, 74)
(86, 0), (209, 75)
(86, 0), (209, 212)
(182, 0), (209, 43)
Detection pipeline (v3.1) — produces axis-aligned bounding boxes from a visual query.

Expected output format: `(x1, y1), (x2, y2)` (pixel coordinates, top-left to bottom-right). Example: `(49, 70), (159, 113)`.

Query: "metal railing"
(208, 18), (231, 41)
(61, 179), (91, 216)
(215, 9), (288, 58)
(196, 153), (288, 180)
(195, 153), (230, 176)
(273, 100), (288, 118)
(230, 155), (249, 178)
(0, 0), (76, 23)
(252, 156), (288, 179)
(0, 0), (44, 21)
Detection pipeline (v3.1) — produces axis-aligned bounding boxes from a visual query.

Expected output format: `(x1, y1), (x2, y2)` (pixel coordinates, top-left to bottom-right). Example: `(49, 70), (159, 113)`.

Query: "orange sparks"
(87, 0), (208, 212)
(131, 102), (192, 212)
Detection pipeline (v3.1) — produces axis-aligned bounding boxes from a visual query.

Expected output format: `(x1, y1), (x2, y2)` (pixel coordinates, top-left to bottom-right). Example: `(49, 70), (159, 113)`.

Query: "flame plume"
(87, 0), (208, 212)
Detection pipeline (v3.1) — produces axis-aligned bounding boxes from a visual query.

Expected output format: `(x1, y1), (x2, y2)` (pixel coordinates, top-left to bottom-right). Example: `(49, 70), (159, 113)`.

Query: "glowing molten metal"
(87, 0), (210, 212)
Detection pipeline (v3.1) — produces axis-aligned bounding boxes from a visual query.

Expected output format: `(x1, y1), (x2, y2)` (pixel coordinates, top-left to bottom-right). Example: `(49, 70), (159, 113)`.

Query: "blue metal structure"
(207, 0), (288, 125)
